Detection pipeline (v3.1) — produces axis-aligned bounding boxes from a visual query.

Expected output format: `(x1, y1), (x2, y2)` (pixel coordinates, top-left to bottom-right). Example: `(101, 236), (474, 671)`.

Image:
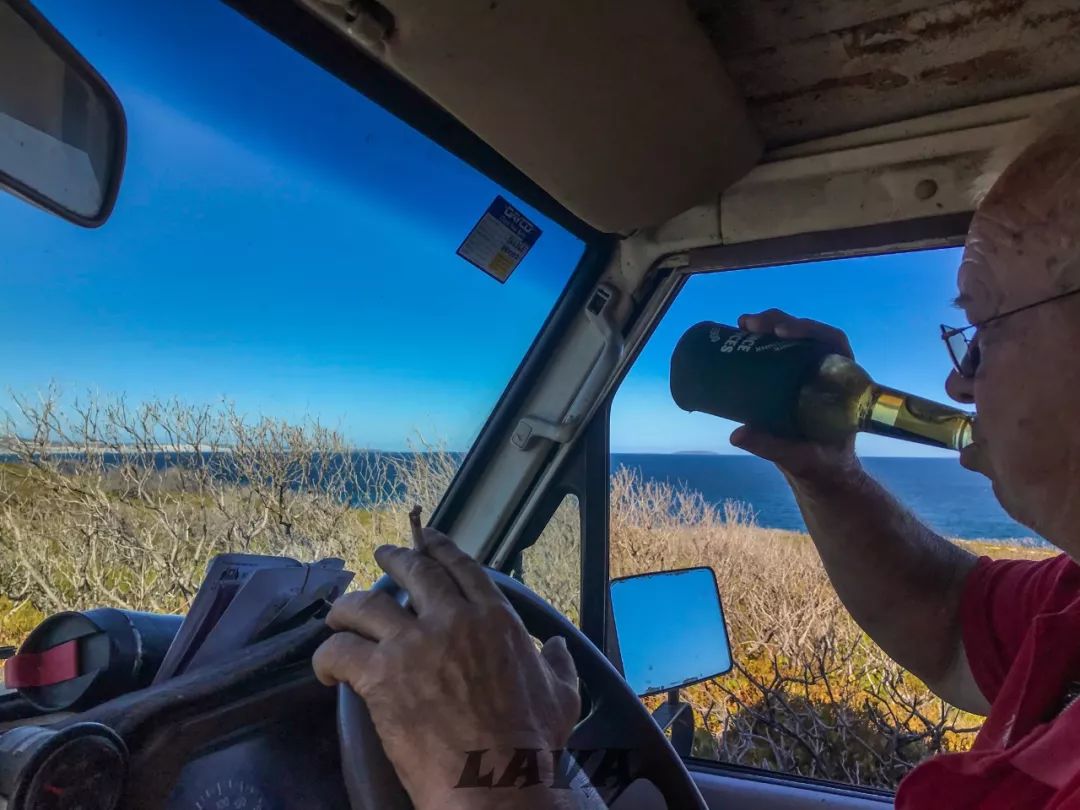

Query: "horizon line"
(1, 440), (957, 462)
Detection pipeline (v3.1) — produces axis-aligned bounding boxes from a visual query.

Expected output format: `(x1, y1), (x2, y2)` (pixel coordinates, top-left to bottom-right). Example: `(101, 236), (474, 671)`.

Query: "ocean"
(611, 454), (1042, 543)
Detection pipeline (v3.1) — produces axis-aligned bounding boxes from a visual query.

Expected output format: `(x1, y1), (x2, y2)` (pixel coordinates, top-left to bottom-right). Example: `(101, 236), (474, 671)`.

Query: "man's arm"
(785, 462), (986, 713)
(733, 310), (989, 715)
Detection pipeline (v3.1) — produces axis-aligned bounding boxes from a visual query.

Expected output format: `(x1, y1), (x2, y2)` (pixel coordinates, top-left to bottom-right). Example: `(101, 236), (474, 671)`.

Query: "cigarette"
(409, 505), (426, 551)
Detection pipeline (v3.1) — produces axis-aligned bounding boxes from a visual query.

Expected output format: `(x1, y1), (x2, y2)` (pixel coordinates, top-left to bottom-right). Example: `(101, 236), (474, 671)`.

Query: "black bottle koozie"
(669, 322), (834, 438)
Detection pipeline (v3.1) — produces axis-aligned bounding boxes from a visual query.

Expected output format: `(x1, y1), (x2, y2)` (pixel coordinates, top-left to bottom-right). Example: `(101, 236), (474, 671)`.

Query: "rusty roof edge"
(762, 85), (1080, 163)
(737, 125), (1010, 187)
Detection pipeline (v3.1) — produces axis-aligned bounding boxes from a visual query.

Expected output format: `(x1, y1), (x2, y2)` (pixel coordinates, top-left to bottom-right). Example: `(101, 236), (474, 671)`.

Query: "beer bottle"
(669, 322), (974, 451)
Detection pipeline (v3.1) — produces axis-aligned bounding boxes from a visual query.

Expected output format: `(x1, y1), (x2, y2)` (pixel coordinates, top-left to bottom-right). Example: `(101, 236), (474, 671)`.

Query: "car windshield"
(0, 0), (584, 639)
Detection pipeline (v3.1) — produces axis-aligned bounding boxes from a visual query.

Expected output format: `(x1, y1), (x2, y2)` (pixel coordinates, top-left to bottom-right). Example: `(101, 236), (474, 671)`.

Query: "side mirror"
(609, 567), (732, 697)
(0, 0), (126, 226)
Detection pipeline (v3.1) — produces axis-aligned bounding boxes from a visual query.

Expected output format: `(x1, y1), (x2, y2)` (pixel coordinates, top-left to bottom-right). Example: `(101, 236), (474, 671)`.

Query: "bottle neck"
(796, 354), (874, 445)
(863, 384), (974, 451)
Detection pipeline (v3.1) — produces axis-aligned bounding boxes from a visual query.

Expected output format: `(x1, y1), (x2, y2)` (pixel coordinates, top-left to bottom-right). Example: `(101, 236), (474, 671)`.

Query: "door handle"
(512, 285), (623, 450)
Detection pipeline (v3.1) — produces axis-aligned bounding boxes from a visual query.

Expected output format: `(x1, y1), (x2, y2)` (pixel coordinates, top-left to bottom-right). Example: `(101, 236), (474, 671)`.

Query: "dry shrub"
(0, 392), (455, 618)
(0, 597), (44, 651)
(518, 494), (582, 624)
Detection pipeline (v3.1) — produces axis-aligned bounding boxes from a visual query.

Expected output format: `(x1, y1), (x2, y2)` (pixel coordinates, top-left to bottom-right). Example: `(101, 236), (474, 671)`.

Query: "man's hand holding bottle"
(727, 309), (861, 485)
(670, 308), (974, 477)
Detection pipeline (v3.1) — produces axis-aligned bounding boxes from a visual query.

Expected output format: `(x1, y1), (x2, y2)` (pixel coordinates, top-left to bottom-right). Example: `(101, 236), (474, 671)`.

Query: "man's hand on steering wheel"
(312, 529), (587, 810)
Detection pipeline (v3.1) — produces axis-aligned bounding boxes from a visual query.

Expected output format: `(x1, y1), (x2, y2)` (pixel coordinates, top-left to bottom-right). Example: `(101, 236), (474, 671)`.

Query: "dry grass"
(608, 465), (1052, 788)
(0, 393), (1051, 790)
(0, 394), (457, 646)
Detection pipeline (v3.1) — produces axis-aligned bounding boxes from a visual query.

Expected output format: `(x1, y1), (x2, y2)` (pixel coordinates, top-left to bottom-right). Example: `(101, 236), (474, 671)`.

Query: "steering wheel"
(336, 568), (707, 809)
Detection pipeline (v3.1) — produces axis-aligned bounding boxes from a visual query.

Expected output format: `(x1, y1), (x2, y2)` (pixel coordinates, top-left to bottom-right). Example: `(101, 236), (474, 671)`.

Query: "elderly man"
(313, 96), (1080, 810)
(733, 96), (1080, 809)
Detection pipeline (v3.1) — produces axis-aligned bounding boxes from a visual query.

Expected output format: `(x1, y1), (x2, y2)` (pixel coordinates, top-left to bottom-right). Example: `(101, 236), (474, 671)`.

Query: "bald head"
(975, 94), (1080, 205)
(964, 96), (1080, 297)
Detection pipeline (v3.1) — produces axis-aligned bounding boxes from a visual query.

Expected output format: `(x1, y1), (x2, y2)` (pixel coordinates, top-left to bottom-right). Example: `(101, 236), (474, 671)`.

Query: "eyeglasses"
(940, 286), (1080, 378)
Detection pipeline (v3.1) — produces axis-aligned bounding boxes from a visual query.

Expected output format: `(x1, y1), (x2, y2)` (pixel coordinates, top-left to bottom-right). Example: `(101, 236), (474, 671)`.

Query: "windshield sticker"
(456, 195), (542, 282)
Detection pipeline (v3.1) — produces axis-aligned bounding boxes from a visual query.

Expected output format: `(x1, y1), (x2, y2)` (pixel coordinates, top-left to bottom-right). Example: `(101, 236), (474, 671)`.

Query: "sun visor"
(309, 0), (762, 234)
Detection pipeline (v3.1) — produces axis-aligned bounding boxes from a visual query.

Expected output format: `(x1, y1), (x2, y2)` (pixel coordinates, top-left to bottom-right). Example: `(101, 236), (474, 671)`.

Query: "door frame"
(570, 211), (971, 803)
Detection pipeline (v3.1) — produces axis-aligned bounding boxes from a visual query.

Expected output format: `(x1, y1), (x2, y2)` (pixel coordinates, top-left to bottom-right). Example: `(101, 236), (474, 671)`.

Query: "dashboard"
(165, 702), (350, 809)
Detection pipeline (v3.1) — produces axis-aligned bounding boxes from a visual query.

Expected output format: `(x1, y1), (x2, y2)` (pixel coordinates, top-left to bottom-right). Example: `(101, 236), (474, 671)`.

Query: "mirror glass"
(0, 1), (124, 224)
(610, 567), (732, 697)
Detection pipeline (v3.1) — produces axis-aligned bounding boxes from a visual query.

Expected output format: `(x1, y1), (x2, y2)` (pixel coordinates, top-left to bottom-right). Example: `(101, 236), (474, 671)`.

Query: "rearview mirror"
(0, 0), (126, 226)
(609, 567), (732, 697)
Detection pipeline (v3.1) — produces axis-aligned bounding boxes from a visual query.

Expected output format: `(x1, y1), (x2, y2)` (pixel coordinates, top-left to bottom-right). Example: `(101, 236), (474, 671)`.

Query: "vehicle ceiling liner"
(298, 0), (763, 235)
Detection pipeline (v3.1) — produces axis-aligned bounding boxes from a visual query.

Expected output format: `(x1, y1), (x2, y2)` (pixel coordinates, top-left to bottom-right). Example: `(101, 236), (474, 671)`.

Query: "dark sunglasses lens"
(962, 341), (981, 376)
(945, 331), (977, 376)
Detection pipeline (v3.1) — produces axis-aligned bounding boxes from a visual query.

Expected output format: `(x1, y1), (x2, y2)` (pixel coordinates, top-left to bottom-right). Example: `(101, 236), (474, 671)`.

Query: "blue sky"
(2, 0), (969, 456)
(1, 0), (583, 450)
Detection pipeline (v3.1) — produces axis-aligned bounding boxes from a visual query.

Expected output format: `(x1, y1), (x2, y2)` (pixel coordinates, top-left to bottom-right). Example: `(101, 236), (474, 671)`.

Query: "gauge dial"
(22, 732), (126, 810)
(192, 780), (269, 810)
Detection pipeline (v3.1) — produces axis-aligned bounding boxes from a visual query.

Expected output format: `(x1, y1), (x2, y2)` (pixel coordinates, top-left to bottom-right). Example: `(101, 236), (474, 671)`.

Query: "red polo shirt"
(896, 553), (1080, 809)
